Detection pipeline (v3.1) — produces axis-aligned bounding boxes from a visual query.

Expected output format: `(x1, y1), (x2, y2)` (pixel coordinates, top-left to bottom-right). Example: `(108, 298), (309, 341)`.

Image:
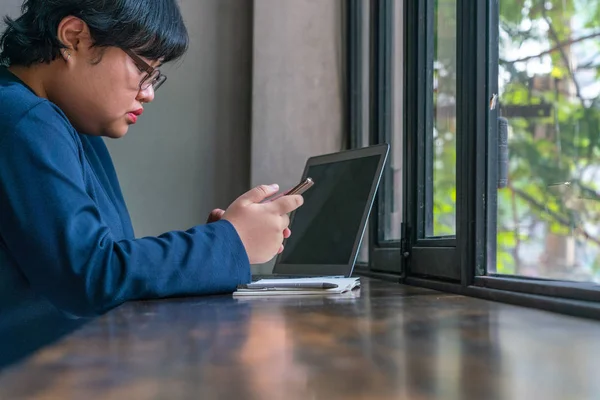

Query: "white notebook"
(233, 277), (360, 297)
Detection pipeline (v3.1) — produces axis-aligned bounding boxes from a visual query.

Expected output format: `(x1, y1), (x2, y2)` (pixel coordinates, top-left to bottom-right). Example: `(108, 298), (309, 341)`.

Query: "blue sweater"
(0, 67), (251, 318)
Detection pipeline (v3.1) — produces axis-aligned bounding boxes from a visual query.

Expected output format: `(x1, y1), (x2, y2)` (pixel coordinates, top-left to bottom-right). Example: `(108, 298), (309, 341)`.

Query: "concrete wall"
(251, 0), (344, 189)
(251, 0), (345, 271)
(0, 0), (20, 18)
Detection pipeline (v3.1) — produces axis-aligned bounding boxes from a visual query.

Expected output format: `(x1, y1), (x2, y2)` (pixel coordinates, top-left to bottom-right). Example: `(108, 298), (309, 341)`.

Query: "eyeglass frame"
(122, 48), (167, 92)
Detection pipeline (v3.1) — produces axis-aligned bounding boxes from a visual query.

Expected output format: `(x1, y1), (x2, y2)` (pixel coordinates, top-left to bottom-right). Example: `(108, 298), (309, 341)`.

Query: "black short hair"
(0, 0), (189, 67)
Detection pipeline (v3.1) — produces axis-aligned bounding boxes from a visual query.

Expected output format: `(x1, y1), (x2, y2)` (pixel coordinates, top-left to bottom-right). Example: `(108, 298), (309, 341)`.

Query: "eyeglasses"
(122, 48), (167, 92)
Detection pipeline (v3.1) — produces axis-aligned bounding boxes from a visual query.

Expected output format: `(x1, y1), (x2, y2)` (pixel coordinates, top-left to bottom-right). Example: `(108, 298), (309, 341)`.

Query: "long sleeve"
(0, 103), (251, 318)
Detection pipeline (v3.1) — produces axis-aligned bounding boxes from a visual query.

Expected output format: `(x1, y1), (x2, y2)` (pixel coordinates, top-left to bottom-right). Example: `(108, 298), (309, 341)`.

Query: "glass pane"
(357, 2), (371, 263)
(493, 0), (600, 282)
(429, 0), (457, 237)
(383, 0), (404, 241)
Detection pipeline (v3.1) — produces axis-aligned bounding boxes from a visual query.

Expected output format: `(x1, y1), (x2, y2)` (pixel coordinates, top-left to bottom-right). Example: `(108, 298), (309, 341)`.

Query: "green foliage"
(495, 0), (600, 277)
(431, 0), (600, 278)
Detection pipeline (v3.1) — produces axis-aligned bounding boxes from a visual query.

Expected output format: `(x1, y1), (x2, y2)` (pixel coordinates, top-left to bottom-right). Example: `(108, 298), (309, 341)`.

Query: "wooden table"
(1, 278), (600, 399)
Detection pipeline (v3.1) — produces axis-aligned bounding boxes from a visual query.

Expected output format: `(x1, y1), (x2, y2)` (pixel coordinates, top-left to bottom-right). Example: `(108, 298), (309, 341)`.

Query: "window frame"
(347, 0), (600, 319)
(404, 0), (462, 281)
(368, 0), (403, 274)
(347, 0), (403, 277)
(417, 0), (600, 319)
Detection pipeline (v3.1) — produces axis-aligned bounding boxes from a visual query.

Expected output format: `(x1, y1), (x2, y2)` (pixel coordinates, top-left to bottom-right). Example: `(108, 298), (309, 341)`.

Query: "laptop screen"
(277, 154), (381, 265)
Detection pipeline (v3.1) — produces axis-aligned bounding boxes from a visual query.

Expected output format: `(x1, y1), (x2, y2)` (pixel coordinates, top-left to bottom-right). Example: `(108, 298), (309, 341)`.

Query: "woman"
(0, 0), (302, 318)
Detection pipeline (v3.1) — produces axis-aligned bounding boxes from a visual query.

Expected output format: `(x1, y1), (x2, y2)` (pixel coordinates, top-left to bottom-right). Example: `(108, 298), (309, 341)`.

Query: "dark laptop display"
(277, 155), (380, 265)
(254, 144), (389, 279)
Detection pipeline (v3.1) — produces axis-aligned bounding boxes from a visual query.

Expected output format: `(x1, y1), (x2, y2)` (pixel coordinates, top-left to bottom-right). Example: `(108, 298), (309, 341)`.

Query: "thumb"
(238, 184), (280, 204)
(207, 208), (226, 223)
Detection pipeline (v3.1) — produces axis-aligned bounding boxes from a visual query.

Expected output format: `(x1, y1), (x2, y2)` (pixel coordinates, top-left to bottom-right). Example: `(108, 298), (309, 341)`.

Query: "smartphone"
(263, 177), (314, 203)
(285, 177), (314, 196)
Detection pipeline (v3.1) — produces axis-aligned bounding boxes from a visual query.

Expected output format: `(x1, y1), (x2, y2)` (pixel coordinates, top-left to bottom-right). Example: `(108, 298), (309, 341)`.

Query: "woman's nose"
(137, 85), (155, 104)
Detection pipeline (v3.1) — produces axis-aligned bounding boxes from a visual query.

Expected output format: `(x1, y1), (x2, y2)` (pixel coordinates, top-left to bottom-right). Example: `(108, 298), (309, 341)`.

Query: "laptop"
(251, 143), (390, 281)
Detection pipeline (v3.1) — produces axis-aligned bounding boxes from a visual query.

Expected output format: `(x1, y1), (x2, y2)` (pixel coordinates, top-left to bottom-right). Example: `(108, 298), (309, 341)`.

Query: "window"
(492, 0), (600, 283)
(347, 0), (371, 265)
(347, 0), (402, 275)
(430, 0), (457, 238)
(480, 0), (600, 307)
(403, 0), (461, 281)
(348, 0), (600, 318)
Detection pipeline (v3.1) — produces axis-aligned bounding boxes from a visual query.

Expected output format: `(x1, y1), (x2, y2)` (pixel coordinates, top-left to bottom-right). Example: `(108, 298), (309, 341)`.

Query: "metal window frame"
(346, 0), (600, 320)
(402, 0), (461, 281)
(348, 0), (402, 276)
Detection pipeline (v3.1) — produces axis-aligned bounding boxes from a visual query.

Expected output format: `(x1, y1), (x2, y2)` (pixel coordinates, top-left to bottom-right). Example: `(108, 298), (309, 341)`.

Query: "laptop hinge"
(400, 222), (411, 259)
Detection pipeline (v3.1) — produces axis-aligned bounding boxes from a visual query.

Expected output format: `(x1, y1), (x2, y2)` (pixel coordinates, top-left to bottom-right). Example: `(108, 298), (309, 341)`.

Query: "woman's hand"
(220, 185), (300, 263)
(206, 208), (226, 224)
(207, 201), (293, 257)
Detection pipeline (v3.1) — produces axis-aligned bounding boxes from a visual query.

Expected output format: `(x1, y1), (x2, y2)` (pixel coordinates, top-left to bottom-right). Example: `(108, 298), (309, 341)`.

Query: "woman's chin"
(102, 125), (130, 139)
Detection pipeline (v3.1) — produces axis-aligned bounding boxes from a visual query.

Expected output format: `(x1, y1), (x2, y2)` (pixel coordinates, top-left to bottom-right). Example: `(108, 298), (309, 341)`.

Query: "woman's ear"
(56, 16), (92, 61)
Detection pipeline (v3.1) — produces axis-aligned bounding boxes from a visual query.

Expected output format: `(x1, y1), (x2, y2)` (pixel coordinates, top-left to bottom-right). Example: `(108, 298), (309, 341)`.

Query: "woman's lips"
(127, 108), (143, 124)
